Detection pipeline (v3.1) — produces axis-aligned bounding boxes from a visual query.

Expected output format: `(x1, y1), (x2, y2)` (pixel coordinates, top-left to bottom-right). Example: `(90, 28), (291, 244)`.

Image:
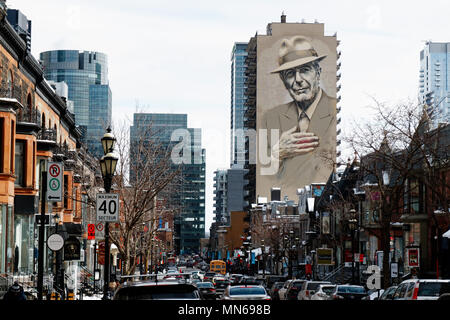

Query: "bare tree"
(108, 120), (182, 275)
(345, 99), (449, 288)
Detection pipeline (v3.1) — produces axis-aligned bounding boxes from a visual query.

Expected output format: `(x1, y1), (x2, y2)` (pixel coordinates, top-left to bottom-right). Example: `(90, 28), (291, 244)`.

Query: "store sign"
(316, 248), (333, 265)
(407, 248), (420, 267)
(63, 236), (81, 261)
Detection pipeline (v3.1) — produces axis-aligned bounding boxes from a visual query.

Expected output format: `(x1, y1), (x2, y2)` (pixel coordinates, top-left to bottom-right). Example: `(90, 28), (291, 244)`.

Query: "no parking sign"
(47, 162), (63, 202)
(95, 222), (105, 240)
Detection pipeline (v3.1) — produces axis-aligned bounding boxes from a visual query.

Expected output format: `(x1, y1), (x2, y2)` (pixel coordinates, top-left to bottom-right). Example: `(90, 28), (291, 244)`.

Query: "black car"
(113, 281), (201, 300)
(329, 285), (369, 300)
(195, 282), (216, 300)
(213, 277), (231, 296)
(264, 275), (287, 291)
(269, 282), (284, 300)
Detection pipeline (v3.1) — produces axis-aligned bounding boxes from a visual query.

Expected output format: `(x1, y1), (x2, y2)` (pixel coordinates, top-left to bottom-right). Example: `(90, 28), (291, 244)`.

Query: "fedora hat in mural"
(271, 35), (327, 73)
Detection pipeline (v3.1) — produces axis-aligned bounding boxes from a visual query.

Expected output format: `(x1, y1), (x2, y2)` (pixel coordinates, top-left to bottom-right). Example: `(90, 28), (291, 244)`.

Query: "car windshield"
(293, 281), (304, 288)
(337, 286), (366, 294)
(321, 286), (336, 294)
(230, 287), (266, 296)
(307, 282), (330, 290)
(418, 282), (450, 297)
(115, 285), (199, 300)
(197, 282), (214, 288)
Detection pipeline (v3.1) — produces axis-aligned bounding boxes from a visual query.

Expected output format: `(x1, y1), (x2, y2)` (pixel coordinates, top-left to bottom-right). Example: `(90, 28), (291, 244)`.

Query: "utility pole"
(37, 171), (47, 300)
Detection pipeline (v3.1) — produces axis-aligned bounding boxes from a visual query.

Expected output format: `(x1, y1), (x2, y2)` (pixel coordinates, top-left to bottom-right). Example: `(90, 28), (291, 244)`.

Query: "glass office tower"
(230, 42), (248, 166)
(130, 113), (206, 254)
(40, 50), (112, 157)
(419, 42), (450, 129)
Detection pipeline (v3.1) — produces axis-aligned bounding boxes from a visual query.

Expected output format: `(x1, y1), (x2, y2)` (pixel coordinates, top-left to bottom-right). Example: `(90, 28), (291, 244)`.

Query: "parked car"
(113, 281), (201, 300)
(221, 285), (271, 300)
(392, 279), (450, 300)
(285, 280), (306, 300)
(298, 281), (332, 300)
(378, 287), (397, 300)
(329, 285), (369, 300)
(195, 281), (216, 300)
(278, 280), (293, 300)
(269, 282), (284, 300)
(310, 284), (337, 300)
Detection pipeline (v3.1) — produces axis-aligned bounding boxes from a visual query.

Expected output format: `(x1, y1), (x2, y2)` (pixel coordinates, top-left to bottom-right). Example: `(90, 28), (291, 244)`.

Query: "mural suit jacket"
(260, 90), (336, 199)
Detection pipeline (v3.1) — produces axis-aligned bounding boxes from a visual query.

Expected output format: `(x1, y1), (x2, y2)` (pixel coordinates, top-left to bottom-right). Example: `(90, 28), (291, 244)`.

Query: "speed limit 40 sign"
(96, 193), (119, 222)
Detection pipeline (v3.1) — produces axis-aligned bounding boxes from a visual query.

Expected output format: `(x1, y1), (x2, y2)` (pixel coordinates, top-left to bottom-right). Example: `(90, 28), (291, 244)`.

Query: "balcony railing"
(37, 128), (57, 142)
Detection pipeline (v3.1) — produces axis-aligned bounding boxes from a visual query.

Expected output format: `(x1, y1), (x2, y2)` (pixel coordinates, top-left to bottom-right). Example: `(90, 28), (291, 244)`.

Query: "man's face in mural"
(281, 62), (321, 106)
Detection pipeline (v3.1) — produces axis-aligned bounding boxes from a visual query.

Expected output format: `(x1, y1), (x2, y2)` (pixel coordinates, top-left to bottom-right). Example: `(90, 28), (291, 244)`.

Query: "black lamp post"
(348, 209), (358, 285)
(100, 127), (118, 300)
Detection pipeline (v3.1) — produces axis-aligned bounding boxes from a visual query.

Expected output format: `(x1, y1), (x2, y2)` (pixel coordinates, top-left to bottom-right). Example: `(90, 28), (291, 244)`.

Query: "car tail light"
(412, 283), (419, 300)
(333, 294), (344, 300)
(306, 290), (309, 297)
(209, 288), (215, 292)
(265, 297), (272, 300)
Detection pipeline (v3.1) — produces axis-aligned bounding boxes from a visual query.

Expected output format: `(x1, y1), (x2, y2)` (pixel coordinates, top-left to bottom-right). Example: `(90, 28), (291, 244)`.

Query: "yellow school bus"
(209, 260), (226, 275)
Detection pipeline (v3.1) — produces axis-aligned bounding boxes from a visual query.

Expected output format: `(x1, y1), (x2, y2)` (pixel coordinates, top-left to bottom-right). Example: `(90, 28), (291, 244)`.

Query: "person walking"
(3, 281), (27, 301)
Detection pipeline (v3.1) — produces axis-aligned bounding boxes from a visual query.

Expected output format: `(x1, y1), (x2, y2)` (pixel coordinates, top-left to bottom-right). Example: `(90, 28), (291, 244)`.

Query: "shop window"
(14, 140), (26, 187)
(7, 70), (13, 98)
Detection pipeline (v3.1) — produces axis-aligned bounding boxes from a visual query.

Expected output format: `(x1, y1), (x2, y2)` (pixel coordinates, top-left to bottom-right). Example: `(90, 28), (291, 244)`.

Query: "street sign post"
(88, 224), (96, 240)
(95, 222), (105, 240)
(47, 162), (63, 202)
(96, 193), (119, 222)
(35, 214), (50, 226)
(47, 233), (64, 252)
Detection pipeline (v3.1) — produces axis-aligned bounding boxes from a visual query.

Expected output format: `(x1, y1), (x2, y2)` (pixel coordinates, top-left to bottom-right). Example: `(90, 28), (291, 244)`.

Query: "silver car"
(310, 284), (336, 300)
(221, 285), (271, 300)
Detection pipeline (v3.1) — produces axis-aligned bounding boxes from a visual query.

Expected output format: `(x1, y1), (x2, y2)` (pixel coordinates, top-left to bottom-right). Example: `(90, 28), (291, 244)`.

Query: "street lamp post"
(99, 127), (118, 300)
(348, 209), (358, 285)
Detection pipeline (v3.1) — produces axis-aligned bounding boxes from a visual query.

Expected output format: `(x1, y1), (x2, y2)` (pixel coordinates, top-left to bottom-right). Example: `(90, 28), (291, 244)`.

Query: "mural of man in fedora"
(261, 35), (336, 189)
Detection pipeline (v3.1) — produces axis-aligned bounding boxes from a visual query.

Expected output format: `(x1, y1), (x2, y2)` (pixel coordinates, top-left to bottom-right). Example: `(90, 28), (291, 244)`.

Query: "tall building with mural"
(243, 14), (341, 204)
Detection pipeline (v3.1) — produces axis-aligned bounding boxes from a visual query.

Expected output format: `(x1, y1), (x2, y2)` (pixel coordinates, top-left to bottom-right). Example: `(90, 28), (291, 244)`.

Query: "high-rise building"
(40, 50), (112, 158)
(243, 15), (340, 203)
(230, 42), (248, 166)
(6, 9), (31, 52)
(213, 167), (247, 224)
(419, 42), (450, 128)
(130, 113), (206, 254)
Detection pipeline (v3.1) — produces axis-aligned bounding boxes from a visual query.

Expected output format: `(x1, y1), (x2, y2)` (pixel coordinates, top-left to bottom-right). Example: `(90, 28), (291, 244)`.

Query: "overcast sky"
(8, 0), (449, 233)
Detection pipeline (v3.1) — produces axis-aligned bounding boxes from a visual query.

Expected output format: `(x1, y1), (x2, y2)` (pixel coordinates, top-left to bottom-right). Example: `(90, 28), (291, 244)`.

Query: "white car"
(310, 284), (337, 300)
(278, 280), (292, 300)
(298, 281), (332, 300)
(221, 285), (271, 300)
